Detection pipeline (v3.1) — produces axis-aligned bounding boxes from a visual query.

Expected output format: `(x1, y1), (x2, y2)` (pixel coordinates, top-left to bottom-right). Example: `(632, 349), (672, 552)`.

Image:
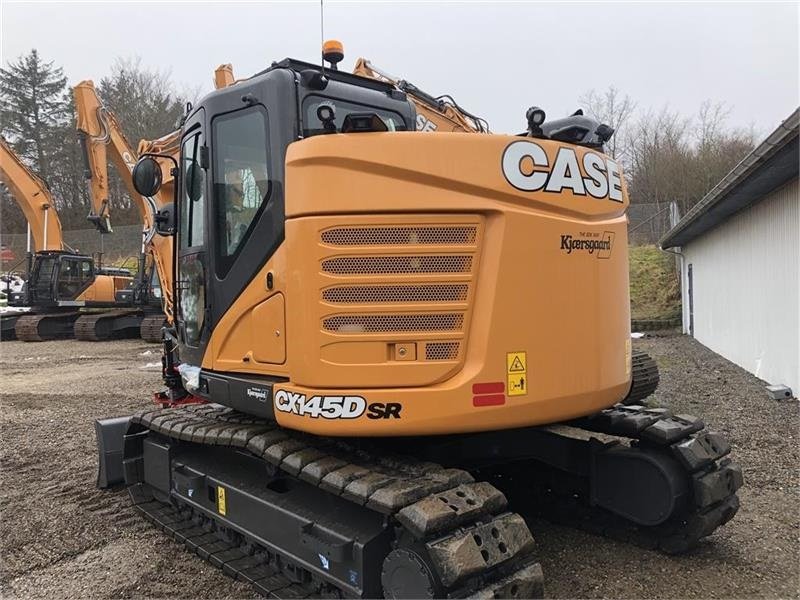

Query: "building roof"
(660, 107), (799, 249)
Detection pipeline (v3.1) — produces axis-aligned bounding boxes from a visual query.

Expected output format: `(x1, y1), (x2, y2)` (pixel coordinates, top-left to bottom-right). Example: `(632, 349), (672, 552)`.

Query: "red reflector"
(473, 394), (505, 407)
(472, 382), (505, 394)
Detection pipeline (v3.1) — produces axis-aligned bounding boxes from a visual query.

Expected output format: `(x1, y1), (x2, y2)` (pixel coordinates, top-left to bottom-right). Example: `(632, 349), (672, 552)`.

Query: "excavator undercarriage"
(98, 354), (741, 599)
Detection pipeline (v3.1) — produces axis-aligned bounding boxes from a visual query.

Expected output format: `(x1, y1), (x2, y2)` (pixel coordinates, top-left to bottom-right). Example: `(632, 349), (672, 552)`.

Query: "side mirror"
(154, 202), (176, 236)
(185, 161), (204, 202)
(132, 157), (163, 197)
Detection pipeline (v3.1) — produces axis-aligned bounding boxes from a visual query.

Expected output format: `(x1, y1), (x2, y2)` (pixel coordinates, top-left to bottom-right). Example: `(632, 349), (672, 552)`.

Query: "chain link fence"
(0, 224), (144, 273)
(627, 202), (678, 246)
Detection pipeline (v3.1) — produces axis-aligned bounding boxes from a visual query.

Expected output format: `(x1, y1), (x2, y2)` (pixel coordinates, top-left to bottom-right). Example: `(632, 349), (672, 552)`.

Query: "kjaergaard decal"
(560, 231), (615, 259)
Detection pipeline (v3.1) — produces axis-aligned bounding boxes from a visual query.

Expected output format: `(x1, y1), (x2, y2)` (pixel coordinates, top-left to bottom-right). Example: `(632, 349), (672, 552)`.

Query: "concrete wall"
(679, 178), (799, 393)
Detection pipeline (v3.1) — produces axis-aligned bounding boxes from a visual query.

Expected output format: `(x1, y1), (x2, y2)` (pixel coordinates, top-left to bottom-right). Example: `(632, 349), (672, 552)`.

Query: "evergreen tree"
(0, 49), (69, 182)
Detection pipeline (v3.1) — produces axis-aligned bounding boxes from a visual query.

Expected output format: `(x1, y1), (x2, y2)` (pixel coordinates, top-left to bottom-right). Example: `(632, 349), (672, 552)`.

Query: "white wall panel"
(679, 178), (799, 392)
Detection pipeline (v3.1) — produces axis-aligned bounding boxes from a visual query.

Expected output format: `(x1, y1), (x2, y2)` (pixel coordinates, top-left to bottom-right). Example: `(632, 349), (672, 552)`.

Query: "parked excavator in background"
(96, 44), (742, 598)
(0, 137), (135, 341)
(74, 80), (176, 342)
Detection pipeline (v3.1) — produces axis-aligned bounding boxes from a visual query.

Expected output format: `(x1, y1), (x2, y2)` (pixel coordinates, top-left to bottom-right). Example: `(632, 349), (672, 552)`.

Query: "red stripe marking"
(472, 382), (505, 394)
(473, 394), (505, 407)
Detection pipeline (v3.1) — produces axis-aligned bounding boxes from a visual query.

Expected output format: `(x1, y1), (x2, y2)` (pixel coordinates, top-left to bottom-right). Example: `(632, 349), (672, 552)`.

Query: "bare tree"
(579, 86), (637, 160)
(95, 57), (188, 226)
(626, 103), (754, 214)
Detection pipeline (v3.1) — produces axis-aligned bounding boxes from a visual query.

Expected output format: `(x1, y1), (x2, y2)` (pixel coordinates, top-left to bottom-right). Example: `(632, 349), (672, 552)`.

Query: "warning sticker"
(625, 339), (632, 376)
(506, 351), (527, 396)
(217, 486), (227, 516)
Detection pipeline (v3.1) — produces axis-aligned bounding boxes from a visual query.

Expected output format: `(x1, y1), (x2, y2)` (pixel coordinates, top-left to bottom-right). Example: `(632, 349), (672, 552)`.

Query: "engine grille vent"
(323, 313), (464, 333)
(322, 255), (473, 275)
(322, 284), (469, 304)
(321, 226), (477, 247)
(425, 342), (460, 361)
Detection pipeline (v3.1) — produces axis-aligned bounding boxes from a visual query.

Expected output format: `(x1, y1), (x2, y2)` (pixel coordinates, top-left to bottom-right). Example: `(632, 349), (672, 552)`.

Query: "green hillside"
(629, 245), (681, 321)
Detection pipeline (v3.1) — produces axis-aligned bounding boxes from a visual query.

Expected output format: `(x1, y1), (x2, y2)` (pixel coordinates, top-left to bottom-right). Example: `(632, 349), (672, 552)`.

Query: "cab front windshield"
(303, 96), (408, 137)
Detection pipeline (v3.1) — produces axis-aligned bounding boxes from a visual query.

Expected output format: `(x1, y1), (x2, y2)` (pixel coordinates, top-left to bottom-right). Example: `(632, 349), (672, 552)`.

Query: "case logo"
(502, 140), (623, 202)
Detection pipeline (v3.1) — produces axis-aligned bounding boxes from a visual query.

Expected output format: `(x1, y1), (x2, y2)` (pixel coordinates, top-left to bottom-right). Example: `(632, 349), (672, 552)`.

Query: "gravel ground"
(0, 334), (797, 599)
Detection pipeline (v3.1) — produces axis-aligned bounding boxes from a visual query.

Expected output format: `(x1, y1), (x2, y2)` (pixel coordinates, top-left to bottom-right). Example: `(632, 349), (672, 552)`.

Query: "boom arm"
(73, 80), (175, 321)
(74, 80), (158, 233)
(0, 137), (64, 252)
(353, 58), (489, 133)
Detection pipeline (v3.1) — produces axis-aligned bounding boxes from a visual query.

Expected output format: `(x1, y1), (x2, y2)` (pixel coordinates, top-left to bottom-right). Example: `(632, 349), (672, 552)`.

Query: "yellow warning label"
(217, 486), (227, 516)
(625, 339), (632, 377)
(507, 373), (526, 396)
(506, 352), (527, 396)
(507, 352), (526, 373)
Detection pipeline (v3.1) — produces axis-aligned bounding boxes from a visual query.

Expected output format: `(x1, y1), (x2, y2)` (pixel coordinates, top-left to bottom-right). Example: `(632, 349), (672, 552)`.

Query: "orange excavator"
(0, 137), (135, 341)
(95, 44), (741, 598)
(74, 80), (176, 342)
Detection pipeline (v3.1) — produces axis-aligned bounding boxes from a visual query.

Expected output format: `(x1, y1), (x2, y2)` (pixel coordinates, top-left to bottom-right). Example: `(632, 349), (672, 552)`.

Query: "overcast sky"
(2, 1), (798, 137)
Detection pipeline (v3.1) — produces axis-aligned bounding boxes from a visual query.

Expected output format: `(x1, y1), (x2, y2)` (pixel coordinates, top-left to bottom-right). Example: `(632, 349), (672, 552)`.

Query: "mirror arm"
(139, 152), (179, 171)
(139, 152), (180, 236)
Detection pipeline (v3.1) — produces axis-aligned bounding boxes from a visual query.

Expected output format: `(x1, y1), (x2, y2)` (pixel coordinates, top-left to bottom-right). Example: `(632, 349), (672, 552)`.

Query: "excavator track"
(622, 349), (660, 405)
(139, 314), (166, 343)
(513, 403), (743, 554)
(74, 309), (143, 341)
(0, 312), (23, 340)
(14, 311), (81, 341)
(125, 404), (545, 599)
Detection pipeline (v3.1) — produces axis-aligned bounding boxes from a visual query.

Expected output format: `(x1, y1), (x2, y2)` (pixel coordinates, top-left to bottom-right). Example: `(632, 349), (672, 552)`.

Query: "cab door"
(56, 256), (94, 301)
(175, 109), (209, 366)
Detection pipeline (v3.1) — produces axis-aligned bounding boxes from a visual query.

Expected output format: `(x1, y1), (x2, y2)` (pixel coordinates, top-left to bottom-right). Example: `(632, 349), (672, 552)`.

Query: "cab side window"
(180, 133), (205, 249)
(58, 258), (93, 299)
(212, 107), (270, 276)
(80, 260), (92, 283)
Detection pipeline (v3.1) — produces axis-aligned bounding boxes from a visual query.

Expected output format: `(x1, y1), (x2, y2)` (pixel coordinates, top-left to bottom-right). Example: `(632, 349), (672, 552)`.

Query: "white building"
(661, 108), (799, 394)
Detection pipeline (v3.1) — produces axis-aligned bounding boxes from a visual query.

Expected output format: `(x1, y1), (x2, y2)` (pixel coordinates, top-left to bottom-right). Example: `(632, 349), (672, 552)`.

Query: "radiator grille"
(321, 226), (477, 247)
(322, 284), (469, 304)
(323, 313), (464, 333)
(317, 218), (480, 366)
(425, 342), (460, 361)
(322, 255), (473, 275)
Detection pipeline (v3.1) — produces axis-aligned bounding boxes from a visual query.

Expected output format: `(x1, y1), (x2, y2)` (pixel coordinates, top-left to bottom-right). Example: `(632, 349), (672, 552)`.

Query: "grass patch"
(629, 245), (681, 320)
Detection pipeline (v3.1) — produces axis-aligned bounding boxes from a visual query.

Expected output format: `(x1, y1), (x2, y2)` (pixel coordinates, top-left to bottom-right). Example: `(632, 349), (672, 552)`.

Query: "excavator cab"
(145, 59), (416, 373)
(12, 252), (92, 306)
(55, 254), (94, 300)
(16, 251), (128, 307)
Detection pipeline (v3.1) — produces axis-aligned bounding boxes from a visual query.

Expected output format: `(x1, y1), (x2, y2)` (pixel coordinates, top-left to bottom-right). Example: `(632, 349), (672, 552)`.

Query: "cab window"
(212, 106), (271, 275)
(180, 133), (205, 249)
(58, 257), (93, 299)
(303, 95), (408, 137)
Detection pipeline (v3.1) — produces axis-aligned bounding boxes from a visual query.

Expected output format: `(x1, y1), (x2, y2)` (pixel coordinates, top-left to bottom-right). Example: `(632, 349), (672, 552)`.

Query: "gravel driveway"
(1, 334), (797, 598)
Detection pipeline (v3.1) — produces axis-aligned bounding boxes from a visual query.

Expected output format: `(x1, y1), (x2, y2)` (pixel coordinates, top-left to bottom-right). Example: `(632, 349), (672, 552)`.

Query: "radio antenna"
(320, 0), (326, 76)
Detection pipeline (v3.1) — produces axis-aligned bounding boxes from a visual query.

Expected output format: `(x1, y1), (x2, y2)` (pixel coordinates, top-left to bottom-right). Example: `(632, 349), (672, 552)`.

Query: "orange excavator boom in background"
(0, 137), (64, 253)
(74, 80), (176, 340)
(353, 57), (489, 133)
